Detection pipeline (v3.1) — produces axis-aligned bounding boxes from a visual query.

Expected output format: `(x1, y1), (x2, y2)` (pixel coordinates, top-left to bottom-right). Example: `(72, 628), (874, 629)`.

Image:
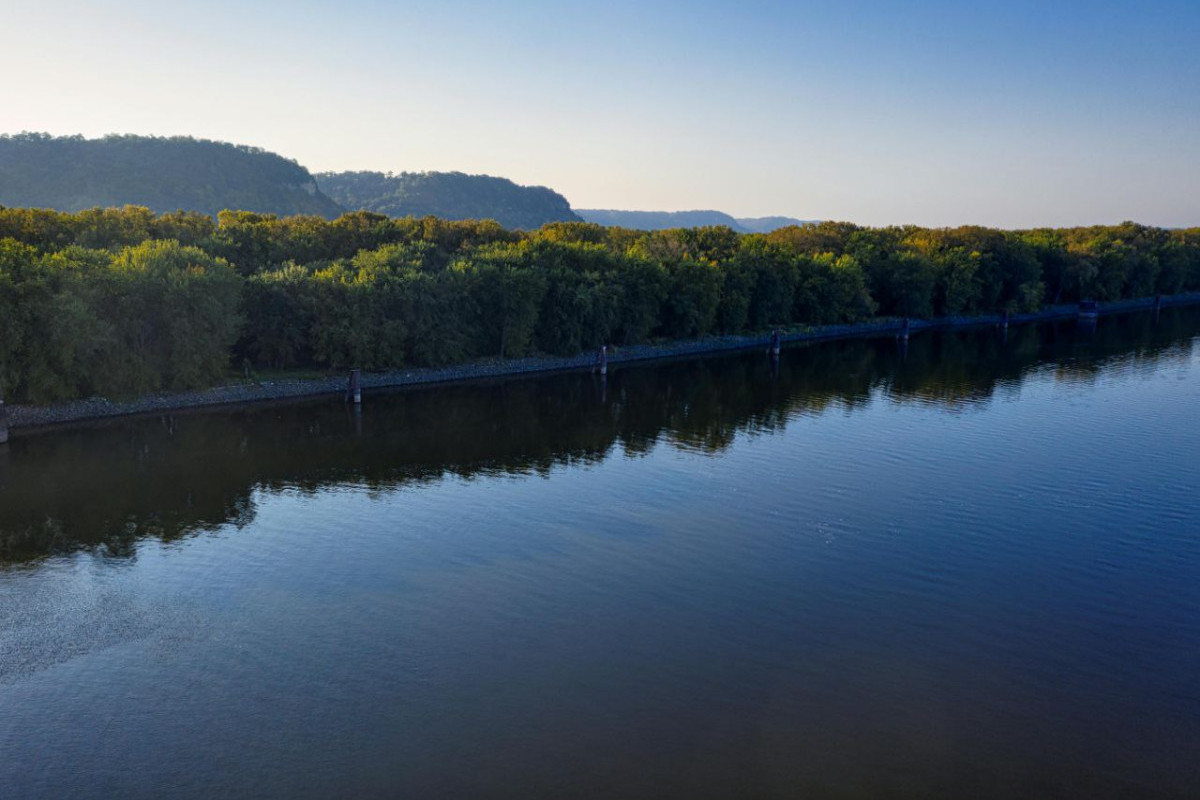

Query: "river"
(2, 308), (1199, 799)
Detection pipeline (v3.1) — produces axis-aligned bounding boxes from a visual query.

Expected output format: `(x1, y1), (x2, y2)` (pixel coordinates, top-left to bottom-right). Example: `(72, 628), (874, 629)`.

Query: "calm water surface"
(2, 310), (1199, 799)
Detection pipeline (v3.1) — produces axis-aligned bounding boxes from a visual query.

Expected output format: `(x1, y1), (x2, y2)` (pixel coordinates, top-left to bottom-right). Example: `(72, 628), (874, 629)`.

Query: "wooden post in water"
(1001, 310), (1010, 330)
(347, 369), (362, 405)
(769, 329), (782, 357)
(0, 397), (8, 445)
(899, 317), (910, 342)
(594, 345), (608, 376)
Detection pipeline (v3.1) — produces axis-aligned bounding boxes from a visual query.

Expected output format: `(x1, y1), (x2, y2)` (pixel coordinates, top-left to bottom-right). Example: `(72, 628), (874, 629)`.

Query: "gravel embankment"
(8, 292), (1199, 433)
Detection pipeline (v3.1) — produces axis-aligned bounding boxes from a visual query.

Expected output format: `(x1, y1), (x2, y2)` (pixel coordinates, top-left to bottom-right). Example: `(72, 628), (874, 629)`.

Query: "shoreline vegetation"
(3, 206), (1200, 431)
(9, 292), (1199, 433)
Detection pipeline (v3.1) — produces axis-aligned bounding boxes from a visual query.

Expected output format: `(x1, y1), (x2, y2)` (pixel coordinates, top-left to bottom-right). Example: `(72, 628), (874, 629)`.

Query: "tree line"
(1, 205), (1197, 404)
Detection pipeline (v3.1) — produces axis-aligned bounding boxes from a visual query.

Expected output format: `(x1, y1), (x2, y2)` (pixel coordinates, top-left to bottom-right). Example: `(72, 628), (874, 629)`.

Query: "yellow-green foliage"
(1, 207), (1197, 403)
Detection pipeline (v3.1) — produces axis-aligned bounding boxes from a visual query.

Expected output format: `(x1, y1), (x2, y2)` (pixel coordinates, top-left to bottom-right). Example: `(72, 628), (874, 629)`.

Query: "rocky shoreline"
(8, 292), (1199, 434)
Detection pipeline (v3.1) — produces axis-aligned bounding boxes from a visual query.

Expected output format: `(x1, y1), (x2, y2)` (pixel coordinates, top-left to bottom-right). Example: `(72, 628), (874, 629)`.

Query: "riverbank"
(7, 291), (1200, 434)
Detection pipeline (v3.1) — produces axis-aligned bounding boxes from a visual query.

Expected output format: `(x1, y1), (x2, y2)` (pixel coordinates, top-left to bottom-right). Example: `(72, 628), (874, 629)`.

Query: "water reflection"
(2, 307), (1196, 565)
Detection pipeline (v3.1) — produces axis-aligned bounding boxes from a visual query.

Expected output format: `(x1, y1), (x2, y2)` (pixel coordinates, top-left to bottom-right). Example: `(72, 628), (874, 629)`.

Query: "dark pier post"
(1001, 310), (1010, 330)
(347, 369), (362, 405)
(1077, 300), (1098, 333)
(0, 396), (8, 445)
(594, 345), (608, 376)
(1154, 294), (1163, 323)
(899, 317), (910, 342)
(769, 328), (782, 357)
(0, 433), (9, 485)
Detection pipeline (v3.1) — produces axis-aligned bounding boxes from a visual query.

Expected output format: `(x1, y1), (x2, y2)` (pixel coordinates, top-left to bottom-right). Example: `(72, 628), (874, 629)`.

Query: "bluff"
(318, 170), (581, 230)
(0, 133), (344, 218)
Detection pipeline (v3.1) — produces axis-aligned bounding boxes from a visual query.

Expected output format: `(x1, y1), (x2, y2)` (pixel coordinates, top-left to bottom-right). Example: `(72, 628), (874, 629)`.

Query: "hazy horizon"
(4, 0), (1198, 228)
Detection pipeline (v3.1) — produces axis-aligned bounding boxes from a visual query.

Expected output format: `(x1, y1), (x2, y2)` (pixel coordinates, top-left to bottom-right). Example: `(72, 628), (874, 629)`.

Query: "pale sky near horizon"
(2, 0), (1198, 228)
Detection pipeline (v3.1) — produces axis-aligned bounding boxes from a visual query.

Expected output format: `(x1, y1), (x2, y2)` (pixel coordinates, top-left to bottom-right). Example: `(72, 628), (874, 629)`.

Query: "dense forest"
(576, 209), (811, 233)
(0, 204), (1197, 404)
(0, 134), (345, 218)
(318, 171), (580, 230)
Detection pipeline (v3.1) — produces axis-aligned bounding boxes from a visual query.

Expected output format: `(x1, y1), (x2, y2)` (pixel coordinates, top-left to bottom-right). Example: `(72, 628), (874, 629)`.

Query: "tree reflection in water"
(1, 307), (1195, 565)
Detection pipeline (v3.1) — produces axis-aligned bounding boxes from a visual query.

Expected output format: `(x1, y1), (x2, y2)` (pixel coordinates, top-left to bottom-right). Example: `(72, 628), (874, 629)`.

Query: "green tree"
(100, 240), (243, 395)
(455, 244), (547, 358)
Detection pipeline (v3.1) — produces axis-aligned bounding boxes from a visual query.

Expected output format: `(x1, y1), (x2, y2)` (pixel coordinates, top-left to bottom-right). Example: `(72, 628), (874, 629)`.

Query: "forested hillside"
(1, 207), (1197, 404)
(0, 134), (344, 218)
(318, 171), (580, 229)
(0, 134), (816, 231)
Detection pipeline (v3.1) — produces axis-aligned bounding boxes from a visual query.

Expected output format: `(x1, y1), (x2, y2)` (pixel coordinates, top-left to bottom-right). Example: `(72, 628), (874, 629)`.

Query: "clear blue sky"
(3, 0), (1198, 227)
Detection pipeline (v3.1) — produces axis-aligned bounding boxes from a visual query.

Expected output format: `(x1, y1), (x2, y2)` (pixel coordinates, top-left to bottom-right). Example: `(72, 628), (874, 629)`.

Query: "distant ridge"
(576, 209), (814, 233)
(735, 215), (817, 234)
(318, 170), (581, 230)
(0, 133), (344, 218)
